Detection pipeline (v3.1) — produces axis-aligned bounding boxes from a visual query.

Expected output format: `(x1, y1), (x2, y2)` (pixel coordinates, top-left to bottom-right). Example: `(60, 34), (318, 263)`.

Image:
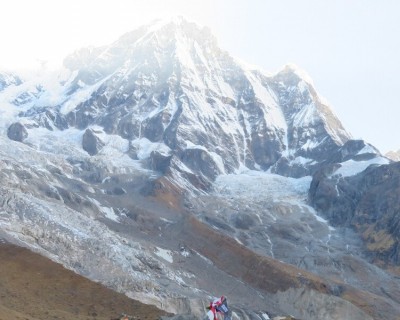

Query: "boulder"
(150, 150), (172, 174)
(82, 129), (104, 156)
(7, 122), (28, 142)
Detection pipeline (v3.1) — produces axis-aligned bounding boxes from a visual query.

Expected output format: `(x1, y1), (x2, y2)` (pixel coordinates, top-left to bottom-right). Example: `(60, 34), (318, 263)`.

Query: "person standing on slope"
(206, 296), (231, 320)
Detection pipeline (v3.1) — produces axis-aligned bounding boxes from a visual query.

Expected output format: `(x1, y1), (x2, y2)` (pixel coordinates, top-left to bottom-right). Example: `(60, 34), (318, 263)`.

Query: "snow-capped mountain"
(0, 17), (398, 320)
(5, 17), (364, 187)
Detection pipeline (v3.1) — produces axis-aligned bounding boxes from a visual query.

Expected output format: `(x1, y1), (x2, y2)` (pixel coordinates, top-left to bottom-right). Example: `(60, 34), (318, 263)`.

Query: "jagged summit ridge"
(64, 17), (218, 81)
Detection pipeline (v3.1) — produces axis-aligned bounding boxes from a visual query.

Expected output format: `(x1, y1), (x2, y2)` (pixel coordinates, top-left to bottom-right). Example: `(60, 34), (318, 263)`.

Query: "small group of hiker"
(205, 295), (231, 320)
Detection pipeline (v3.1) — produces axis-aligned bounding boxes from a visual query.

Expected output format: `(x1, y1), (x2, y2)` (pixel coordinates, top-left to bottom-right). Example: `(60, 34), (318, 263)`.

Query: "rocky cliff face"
(309, 158), (400, 267)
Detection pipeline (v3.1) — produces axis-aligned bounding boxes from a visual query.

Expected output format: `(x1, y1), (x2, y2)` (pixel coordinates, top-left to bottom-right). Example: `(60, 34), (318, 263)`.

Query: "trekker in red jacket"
(206, 296), (231, 320)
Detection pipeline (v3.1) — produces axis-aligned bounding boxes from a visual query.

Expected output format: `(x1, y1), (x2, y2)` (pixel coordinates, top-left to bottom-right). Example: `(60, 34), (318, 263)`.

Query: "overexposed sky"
(1, 0), (399, 153)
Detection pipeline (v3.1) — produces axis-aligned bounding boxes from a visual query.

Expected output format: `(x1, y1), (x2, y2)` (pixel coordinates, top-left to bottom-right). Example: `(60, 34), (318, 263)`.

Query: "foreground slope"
(0, 133), (389, 319)
(0, 241), (169, 320)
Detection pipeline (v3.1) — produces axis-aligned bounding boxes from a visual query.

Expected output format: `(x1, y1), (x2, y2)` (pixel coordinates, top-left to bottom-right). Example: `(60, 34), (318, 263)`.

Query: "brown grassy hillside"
(0, 242), (169, 320)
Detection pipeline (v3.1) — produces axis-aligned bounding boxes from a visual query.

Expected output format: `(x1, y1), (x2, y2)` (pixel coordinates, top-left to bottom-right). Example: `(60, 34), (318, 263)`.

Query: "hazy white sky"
(1, 0), (399, 153)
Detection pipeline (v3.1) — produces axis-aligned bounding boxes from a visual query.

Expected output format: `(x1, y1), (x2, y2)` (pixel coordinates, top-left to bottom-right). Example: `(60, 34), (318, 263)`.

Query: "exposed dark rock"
(143, 111), (169, 142)
(82, 129), (105, 155)
(7, 122), (28, 142)
(272, 66), (350, 159)
(107, 186), (127, 195)
(18, 106), (69, 131)
(127, 141), (139, 160)
(203, 215), (236, 232)
(67, 158), (107, 183)
(115, 115), (139, 139)
(272, 139), (381, 178)
(150, 151), (173, 174)
(37, 183), (62, 201)
(309, 162), (400, 265)
(328, 140), (380, 163)
(250, 130), (282, 170)
(180, 149), (221, 181)
(168, 157), (212, 191)
(272, 157), (310, 178)
(232, 213), (257, 230)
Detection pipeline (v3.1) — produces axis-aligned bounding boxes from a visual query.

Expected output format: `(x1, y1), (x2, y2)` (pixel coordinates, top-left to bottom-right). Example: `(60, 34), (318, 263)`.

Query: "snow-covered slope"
(0, 72), (21, 91)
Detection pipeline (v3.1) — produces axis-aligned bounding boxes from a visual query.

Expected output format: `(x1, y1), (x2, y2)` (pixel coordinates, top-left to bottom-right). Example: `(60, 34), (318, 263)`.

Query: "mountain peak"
(16, 18), (357, 180)
(64, 16), (219, 76)
(274, 63), (315, 88)
(283, 63), (314, 84)
(116, 16), (216, 48)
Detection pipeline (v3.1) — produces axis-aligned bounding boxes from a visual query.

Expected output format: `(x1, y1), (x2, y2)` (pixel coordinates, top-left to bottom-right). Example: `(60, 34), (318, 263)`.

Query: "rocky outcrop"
(271, 66), (350, 161)
(309, 161), (400, 266)
(7, 122), (28, 142)
(180, 149), (222, 181)
(82, 129), (104, 155)
(150, 151), (173, 174)
(327, 139), (380, 163)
